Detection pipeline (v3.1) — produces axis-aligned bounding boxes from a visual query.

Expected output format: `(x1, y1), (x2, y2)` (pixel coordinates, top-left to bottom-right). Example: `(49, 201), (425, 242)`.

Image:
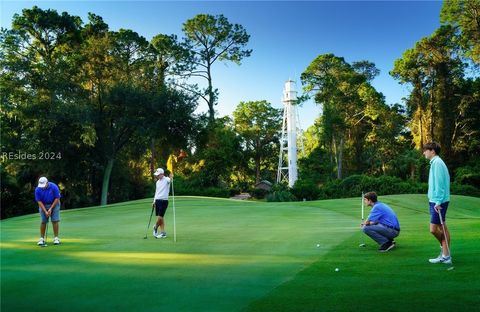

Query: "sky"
(1, 0), (443, 129)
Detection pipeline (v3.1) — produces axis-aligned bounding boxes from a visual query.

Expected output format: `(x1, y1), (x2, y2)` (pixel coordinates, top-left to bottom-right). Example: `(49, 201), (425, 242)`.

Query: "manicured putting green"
(1, 195), (479, 311)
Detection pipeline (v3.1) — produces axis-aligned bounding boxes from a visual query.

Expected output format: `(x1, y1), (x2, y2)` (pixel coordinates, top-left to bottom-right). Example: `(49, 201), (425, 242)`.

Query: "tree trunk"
(410, 163), (415, 181)
(337, 137), (343, 179)
(332, 135), (338, 179)
(150, 139), (156, 181)
(255, 156), (261, 185)
(100, 158), (115, 206)
(207, 63), (215, 122)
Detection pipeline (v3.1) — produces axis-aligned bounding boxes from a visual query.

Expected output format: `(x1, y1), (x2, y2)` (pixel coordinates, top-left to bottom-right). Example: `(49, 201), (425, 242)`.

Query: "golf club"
(172, 176), (177, 243)
(438, 209), (454, 270)
(359, 192), (366, 247)
(143, 204), (155, 239)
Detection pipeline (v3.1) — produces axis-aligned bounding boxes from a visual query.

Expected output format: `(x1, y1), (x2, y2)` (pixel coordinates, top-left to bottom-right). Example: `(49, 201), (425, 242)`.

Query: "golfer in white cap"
(152, 168), (172, 238)
(34, 176), (61, 245)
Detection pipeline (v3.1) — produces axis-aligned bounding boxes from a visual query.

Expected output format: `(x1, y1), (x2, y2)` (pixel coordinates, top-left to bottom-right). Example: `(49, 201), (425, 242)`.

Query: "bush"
(171, 175), (230, 198)
(266, 190), (296, 202)
(198, 187), (230, 198)
(451, 183), (480, 197)
(454, 164), (480, 187)
(291, 179), (321, 201)
(317, 175), (450, 199)
(251, 188), (268, 199)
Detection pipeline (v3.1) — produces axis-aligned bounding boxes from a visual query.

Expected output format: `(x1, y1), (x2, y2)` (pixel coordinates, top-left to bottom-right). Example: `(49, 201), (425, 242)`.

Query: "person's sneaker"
(159, 232), (167, 238)
(37, 238), (45, 246)
(429, 256), (452, 264)
(429, 253), (443, 263)
(378, 241), (395, 252)
(53, 237), (61, 245)
(153, 225), (158, 237)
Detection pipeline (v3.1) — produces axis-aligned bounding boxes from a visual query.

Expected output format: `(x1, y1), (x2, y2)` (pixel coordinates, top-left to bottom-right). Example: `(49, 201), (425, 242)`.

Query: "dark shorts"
(430, 201), (449, 224)
(155, 199), (169, 217)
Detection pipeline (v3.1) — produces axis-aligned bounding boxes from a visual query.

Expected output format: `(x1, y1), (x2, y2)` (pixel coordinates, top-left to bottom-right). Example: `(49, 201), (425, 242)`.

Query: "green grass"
(1, 195), (479, 312)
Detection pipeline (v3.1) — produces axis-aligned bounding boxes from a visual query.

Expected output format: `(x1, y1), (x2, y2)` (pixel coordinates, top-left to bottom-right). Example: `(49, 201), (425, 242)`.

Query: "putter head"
(359, 243), (366, 247)
(40, 244), (47, 247)
(447, 266), (455, 271)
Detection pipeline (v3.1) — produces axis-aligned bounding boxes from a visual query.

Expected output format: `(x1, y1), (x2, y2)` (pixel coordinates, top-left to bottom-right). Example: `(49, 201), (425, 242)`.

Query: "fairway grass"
(1, 195), (479, 311)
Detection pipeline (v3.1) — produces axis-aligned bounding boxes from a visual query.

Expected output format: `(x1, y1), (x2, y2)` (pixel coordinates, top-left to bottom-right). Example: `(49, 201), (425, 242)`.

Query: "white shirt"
(153, 176), (171, 201)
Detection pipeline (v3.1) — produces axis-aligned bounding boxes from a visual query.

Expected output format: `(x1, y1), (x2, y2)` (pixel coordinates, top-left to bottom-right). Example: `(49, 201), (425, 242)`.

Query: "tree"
(182, 14), (252, 122)
(1, 7), (93, 210)
(189, 118), (242, 187)
(147, 33), (196, 174)
(441, 0), (480, 64)
(391, 26), (466, 162)
(233, 100), (282, 184)
(149, 33), (193, 90)
(301, 54), (374, 178)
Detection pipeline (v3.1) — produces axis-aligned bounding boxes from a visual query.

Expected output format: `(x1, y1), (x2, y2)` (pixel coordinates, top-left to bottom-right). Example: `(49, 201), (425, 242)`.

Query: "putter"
(144, 204), (155, 239)
(359, 192), (366, 247)
(438, 209), (454, 270)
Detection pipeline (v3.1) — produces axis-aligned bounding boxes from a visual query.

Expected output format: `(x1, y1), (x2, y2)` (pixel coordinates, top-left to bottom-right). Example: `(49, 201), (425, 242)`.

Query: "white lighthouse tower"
(277, 80), (300, 187)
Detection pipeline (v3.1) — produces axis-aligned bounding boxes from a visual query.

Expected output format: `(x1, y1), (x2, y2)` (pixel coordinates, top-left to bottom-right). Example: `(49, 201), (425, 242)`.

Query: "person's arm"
(48, 198), (60, 216)
(38, 201), (48, 215)
(432, 162), (448, 210)
(152, 180), (157, 205)
(362, 207), (380, 226)
(35, 188), (48, 215)
(48, 185), (61, 216)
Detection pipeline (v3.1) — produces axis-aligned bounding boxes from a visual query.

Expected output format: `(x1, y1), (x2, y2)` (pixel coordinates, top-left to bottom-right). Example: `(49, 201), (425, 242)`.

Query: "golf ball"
(335, 268), (339, 272)
(316, 244), (320, 247)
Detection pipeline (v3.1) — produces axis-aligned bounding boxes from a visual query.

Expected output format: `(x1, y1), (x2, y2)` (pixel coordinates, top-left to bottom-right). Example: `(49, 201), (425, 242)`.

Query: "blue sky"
(1, 1), (443, 128)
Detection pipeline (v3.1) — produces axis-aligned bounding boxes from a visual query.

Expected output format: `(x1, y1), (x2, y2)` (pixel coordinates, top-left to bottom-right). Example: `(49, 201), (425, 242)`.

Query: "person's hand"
(152, 202), (155, 208)
(169, 173), (174, 179)
(47, 208), (52, 217)
(434, 205), (442, 213)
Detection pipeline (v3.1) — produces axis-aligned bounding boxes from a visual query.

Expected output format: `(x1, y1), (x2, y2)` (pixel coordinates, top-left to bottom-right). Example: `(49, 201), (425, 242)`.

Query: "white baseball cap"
(38, 177), (48, 187)
(154, 168), (164, 176)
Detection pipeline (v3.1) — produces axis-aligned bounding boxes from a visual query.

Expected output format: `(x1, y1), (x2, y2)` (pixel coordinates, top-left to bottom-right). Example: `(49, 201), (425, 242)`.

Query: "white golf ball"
(335, 268), (339, 272)
(316, 244), (320, 247)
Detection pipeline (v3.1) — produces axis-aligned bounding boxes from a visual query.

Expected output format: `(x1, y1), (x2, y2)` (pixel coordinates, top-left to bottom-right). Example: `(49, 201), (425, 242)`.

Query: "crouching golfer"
(35, 177), (61, 246)
(361, 192), (400, 252)
(152, 168), (172, 238)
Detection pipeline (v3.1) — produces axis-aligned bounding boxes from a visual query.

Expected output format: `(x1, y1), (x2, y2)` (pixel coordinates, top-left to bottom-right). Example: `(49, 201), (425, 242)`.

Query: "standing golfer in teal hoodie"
(423, 142), (451, 264)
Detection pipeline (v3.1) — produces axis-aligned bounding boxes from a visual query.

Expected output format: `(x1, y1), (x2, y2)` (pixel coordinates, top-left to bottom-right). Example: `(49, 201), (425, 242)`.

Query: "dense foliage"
(1, 2), (479, 218)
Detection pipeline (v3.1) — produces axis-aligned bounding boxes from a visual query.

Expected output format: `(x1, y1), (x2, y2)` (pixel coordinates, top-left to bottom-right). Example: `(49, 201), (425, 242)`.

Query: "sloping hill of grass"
(1, 195), (479, 312)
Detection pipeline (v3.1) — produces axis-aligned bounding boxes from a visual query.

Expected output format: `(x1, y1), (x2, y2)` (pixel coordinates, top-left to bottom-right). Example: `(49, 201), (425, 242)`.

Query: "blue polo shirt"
(367, 201), (400, 230)
(35, 182), (61, 205)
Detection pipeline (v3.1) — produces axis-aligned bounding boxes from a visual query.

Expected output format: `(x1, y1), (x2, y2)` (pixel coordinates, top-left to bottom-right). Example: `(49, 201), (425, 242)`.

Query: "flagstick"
(172, 177), (176, 243)
(361, 192), (364, 222)
(359, 192), (367, 247)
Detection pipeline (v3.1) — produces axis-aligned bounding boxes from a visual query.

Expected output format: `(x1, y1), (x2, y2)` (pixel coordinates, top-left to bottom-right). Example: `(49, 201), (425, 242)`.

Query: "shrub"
(199, 187), (230, 198)
(291, 179), (321, 201)
(266, 190), (296, 202)
(451, 183), (480, 197)
(171, 176), (230, 198)
(315, 175), (478, 199)
(251, 188), (268, 199)
(454, 165), (480, 187)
